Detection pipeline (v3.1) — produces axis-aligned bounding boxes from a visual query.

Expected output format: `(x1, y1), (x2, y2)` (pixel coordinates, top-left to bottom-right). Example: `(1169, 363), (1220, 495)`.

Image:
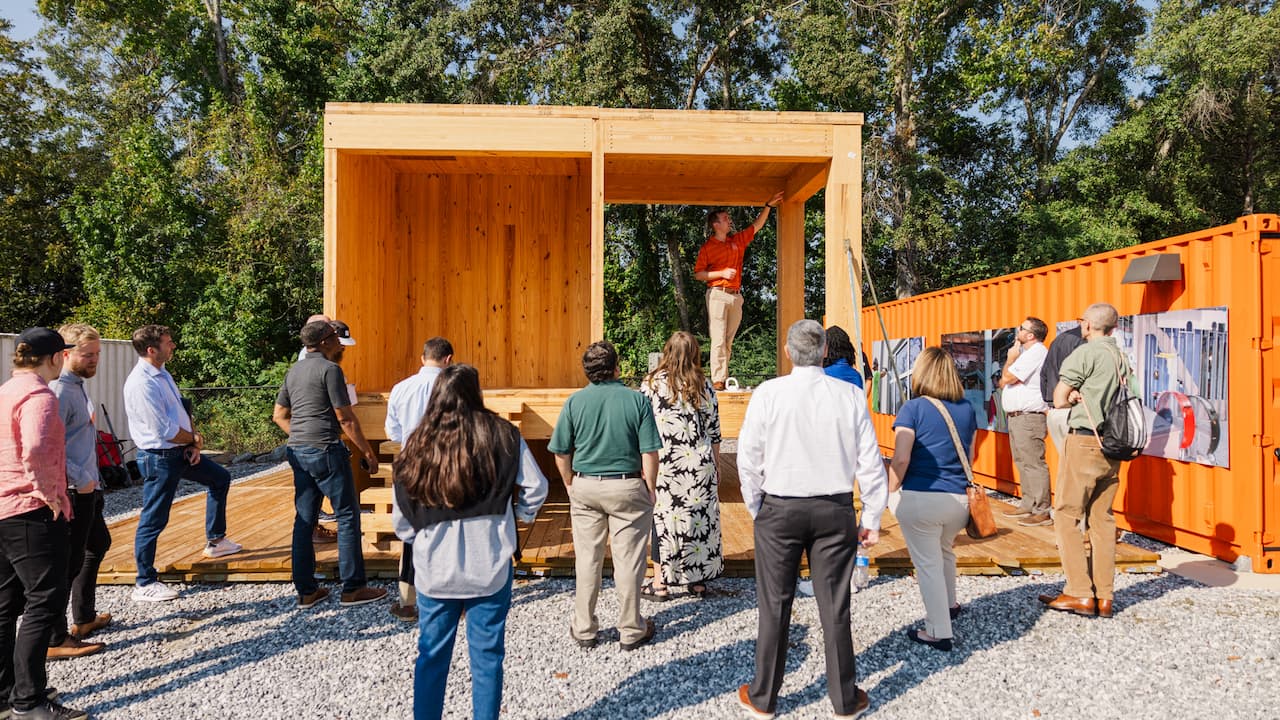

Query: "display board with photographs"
(1055, 308), (1228, 468)
(870, 337), (924, 415)
(940, 328), (1017, 431)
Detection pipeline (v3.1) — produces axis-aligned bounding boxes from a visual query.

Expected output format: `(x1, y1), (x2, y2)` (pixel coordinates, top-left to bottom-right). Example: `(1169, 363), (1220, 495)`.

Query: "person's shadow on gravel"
(776, 573), (1195, 713)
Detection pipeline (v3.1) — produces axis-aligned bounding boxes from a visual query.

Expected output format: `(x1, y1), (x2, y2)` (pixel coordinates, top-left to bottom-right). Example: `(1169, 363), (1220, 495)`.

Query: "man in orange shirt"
(694, 191), (784, 390)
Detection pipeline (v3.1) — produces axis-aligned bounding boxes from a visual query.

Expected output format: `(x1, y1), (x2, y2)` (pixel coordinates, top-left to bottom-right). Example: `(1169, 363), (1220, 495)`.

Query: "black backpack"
(1084, 346), (1147, 461)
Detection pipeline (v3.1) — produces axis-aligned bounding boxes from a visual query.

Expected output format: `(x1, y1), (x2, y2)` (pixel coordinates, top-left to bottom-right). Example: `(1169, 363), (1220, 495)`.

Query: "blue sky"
(0, 1), (41, 40)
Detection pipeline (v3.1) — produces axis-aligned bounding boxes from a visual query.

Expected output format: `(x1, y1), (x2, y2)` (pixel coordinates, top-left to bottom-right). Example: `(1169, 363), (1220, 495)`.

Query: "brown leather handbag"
(925, 397), (997, 539)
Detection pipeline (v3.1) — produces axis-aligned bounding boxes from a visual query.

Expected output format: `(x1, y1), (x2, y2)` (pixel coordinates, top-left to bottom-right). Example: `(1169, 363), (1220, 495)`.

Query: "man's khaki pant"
(1052, 432), (1121, 600)
(568, 477), (653, 645)
(1008, 413), (1051, 515)
(706, 287), (744, 383)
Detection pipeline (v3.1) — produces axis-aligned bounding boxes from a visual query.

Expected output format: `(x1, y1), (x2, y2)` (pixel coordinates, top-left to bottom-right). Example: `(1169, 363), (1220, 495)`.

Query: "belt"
(713, 287), (741, 295)
(1069, 427), (1097, 435)
(1006, 410), (1046, 417)
(574, 472), (643, 481)
(140, 446), (188, 458)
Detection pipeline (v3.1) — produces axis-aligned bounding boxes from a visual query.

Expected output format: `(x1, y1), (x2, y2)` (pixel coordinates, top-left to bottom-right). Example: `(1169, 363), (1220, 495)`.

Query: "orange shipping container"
(859, 215), (1280, 572)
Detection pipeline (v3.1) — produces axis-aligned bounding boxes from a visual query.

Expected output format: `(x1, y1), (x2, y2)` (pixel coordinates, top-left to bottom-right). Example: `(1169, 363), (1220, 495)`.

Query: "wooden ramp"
(97, 456), (1161, 585)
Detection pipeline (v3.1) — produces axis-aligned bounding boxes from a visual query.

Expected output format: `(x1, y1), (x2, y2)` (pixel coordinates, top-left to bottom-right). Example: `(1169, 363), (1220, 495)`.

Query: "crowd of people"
(1, 286), (1134, 720)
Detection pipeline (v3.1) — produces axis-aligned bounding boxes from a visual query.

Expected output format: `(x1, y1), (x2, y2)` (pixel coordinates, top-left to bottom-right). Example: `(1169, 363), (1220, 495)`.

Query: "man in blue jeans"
(124, 325), (241, 603)
(273, 320), (387, 609)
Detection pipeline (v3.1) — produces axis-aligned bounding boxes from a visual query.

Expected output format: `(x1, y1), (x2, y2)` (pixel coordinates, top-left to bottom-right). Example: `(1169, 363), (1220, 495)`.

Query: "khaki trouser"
(1046, 408), (1070, 452)
(568, 477), (653, 645)
(1053, 432), (1121, 600)
(1008, 413), (1051, 515)
(706, 287), (744, 383)
(897, 490), (970, 640)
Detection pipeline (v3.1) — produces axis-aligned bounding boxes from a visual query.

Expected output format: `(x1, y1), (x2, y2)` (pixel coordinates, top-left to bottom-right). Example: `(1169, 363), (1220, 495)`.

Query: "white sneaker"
(202, 537), (243, 558)
(132, 581), (179, 602)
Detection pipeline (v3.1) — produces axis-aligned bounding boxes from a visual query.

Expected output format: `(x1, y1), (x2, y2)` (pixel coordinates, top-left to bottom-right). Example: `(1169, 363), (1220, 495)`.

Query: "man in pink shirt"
(0, 327), (91, 720)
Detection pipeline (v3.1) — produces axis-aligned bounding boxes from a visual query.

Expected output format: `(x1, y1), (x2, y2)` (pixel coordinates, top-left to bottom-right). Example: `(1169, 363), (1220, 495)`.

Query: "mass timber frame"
(323, 103), (864, 393)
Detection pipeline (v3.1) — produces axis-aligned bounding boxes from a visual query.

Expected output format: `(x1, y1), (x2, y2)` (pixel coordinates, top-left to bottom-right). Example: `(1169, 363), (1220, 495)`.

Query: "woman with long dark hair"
(639, 331), (722, 600)
(392, 364), (548, 720)
(888, 347), (978, 652)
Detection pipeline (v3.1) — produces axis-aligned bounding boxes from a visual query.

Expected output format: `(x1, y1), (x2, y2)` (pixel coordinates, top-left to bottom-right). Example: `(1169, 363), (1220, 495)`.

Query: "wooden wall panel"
(336, 170), (591, 391)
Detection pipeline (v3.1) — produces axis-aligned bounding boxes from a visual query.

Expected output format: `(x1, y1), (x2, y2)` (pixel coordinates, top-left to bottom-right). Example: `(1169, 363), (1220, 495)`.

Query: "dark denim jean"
(0, 507), (69, 711)
(50, 489), (111, 645)
(133, 448), (231, 586)
(287, 442), (365, 595)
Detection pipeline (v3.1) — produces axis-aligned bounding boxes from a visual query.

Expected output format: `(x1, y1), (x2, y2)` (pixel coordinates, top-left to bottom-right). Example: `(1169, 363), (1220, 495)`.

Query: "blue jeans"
(414, 568), (512, 720)
(134, 448), (231, 586)
(287, 443), (365, 595)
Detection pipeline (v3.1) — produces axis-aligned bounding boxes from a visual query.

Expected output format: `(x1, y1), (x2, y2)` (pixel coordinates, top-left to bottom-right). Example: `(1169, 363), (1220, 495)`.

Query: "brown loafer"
(1096, 598), (1114, 618)
(833, 686), (871, 719)
(312, 526), (338, 544)
(70, 613), (112, 640)
(736, 684), (775, 720)
(47, 636), (105, 660)
(712, 381), (726, 392)
(1038, 593), (1096, 616)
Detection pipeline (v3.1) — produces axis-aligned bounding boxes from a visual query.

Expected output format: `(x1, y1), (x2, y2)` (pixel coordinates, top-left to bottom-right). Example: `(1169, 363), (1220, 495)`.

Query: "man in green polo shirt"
(550, 341), (662, 651)
(1041, 302), (1129, 620)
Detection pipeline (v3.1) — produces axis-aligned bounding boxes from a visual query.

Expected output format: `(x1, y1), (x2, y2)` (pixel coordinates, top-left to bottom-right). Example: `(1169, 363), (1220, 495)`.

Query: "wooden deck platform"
(97, 456), (1161, 585)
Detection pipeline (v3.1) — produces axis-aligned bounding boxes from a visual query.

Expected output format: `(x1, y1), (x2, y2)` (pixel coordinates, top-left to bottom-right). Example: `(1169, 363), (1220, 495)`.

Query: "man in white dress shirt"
(998, 317), (1052, 526)
(384, 336), (453, 621)
(736, 320), (889, 720)
(124, 325), (240, 602)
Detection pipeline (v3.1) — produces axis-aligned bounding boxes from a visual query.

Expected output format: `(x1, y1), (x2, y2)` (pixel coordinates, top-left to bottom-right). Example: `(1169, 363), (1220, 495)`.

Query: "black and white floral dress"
(640, 372), (723, 586)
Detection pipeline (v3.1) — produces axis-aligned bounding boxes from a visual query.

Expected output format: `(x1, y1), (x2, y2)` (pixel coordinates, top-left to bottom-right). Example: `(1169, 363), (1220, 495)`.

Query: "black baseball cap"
(17, 327), (75, 356)
(331, 320), (356, 346)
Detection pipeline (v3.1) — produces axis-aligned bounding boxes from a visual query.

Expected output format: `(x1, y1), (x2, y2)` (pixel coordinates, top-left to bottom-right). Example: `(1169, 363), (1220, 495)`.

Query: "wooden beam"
(824, 126), (862, 345)
(590, 120), (605, 341)
(785, 162), (830, 204)
(323, 148), (338, 315)
(776, 201), (805, 375)
(605, 120), (834, 159)
(604, 173), (783, 206)
(326, 114), (593, 154)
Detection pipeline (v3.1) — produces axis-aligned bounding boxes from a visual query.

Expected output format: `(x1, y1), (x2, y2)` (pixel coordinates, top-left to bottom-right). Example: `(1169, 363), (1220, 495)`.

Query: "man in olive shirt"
(1040, 302), (1128, 619)
(550, 341), (662, 651)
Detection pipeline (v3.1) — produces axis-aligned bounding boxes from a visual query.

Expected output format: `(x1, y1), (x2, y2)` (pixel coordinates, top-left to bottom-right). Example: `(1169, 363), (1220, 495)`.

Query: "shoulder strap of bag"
(1079, 341), (1130, 434)
(923, 397), (975, 486)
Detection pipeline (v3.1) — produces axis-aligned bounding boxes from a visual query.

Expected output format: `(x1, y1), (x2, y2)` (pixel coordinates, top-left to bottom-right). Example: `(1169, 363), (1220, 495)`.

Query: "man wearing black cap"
(273, 320), (386, 609)
(1, 327), (91, 720)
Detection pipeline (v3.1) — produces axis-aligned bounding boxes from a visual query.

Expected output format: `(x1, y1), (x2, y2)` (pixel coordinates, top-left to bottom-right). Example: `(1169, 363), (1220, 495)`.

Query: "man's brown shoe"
(312, 526), (338, 544)
(389, 601), (418, 623)
(1038, 593), (1096, 616)
(340, 585), (388, 607)
(620, 618), (656, 651)
(833, 687), (871, 719)
(1018, 512), (1053, 527)
(1096, 598), (1114, 618)
(736, 684), (775, 720)
(1002, 508), (1032, 519)
(297, 587), (330, 609)
(47, 637), (104, 660)
(713, 381), (726, 391)
(70, 613), (111, 639)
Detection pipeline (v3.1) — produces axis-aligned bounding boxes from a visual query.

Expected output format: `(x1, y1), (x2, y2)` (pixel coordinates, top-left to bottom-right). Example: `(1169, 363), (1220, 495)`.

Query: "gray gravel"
(45, 567), (1279, 718)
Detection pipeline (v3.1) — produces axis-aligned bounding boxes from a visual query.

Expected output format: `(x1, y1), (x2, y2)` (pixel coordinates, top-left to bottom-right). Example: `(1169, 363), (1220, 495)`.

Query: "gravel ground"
(58, 466), (1275, 718)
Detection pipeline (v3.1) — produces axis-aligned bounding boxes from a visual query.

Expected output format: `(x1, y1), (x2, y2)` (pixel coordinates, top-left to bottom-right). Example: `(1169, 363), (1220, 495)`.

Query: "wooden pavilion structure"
(323, 103), (865, 401)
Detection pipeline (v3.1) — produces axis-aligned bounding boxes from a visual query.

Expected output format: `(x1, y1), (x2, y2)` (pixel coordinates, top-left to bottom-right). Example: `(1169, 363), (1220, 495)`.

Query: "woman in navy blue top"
(821, 325), (865, 389)
(888, 347), (978, 651)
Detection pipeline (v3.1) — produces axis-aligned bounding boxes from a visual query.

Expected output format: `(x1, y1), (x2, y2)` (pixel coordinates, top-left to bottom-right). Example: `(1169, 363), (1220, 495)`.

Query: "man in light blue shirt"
(384, 336), (453, 622)
(124, 325), (240, 602)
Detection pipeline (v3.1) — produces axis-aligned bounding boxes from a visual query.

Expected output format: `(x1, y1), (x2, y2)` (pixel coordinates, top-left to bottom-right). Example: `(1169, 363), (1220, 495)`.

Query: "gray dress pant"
(750, 493), (860, 716)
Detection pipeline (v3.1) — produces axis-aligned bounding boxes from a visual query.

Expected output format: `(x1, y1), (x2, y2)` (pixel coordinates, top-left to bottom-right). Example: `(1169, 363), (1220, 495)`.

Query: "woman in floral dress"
(639, 331), (723, 599)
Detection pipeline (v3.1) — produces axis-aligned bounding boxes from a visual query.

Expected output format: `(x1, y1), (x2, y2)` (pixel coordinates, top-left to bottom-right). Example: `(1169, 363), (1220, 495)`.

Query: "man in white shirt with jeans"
(736, 320), (889, 720)
(998, 317), (1052, 526)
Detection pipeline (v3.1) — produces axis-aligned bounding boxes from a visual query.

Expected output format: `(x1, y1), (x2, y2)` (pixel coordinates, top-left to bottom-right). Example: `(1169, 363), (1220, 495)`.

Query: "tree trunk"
(202, 0), (232, 97)
(665, 229), (692, 332)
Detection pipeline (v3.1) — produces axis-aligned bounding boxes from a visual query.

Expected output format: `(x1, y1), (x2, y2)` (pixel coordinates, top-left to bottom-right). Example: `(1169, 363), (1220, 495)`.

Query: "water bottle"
(851, 548), (870, 592)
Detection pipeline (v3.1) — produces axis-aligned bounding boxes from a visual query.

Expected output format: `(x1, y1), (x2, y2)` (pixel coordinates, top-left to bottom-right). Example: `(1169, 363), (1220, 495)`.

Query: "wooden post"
(776, 201), (805, 375)
(825, 125), (863, 349)
(590, 119), (605, 341)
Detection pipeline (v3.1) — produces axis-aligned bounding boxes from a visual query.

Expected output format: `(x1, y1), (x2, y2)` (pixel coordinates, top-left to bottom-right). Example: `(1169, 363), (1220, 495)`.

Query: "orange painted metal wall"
(860, 215), (1280, 572)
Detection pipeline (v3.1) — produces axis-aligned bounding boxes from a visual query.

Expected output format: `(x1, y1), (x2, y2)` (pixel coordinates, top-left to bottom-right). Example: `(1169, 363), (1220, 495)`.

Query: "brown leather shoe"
(736, 684), (775, 720)
(1096, 598), (1114, 618)
(312, 526), (338, 544)
(47, 636), (104, 660)
(70, 613), (112, 639)
(713, 381), (726, 391)
(620, 617), (656, 651)
(339, 585), (388, 607)
(1038, 593), (1096, 616)
(833, 687), (871, 719)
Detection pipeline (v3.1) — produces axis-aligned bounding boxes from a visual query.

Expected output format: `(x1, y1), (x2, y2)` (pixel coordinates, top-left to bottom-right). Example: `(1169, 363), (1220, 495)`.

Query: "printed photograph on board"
(941, 328), (1016, 431)
(870, 337), (924, 415)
